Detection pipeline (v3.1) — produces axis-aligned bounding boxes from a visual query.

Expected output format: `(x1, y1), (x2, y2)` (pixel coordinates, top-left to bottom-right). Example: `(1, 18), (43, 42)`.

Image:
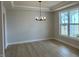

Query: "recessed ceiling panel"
(14, 1), (61, 8)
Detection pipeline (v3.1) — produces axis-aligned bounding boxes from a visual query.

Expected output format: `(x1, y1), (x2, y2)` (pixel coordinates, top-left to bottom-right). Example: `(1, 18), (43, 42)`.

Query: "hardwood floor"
(5, 39), (79, 57)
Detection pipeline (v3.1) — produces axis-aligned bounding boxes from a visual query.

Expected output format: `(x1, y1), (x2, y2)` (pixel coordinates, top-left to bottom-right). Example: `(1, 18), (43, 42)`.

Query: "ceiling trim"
(51, 1), (79, 12)
(54, 2), (79, 11)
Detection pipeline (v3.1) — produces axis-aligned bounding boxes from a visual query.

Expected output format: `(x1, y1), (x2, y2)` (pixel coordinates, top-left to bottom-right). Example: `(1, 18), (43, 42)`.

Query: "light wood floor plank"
(5, 39), (79, 57)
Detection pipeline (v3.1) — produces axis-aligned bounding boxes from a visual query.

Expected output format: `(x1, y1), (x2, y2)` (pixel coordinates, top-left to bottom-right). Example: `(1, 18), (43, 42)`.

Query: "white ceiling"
(4, 1), (79, 12)
(4, 1), (62, 12)
(14, 1), (61, 8)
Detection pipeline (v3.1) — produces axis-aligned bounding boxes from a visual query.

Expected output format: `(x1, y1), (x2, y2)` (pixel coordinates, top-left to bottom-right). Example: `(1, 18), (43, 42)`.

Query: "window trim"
(59, 8), (79, 38)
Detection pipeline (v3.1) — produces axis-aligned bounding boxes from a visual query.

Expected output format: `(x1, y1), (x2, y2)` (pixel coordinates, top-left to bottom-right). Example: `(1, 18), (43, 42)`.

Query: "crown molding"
(51, 1), (79, 12)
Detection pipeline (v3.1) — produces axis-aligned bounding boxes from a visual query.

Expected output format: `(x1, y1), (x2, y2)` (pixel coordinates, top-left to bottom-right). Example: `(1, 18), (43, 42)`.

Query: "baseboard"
(8, 37), (79, 50)
(54, 38), (79, 49)
(8, 38), (53, 46)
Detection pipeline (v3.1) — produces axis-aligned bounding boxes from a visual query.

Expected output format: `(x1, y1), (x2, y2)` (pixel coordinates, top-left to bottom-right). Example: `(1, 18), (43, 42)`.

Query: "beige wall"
(6, 10), (54, 44)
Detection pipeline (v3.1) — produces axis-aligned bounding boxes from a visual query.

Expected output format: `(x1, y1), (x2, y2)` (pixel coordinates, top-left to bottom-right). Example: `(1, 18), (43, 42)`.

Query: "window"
(60, 11), (68, 36)
(60, 8), (79, 38)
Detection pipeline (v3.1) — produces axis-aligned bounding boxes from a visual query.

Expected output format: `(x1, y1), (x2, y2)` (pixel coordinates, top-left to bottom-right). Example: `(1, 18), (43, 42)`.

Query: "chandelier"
(35, 1), (46, 21)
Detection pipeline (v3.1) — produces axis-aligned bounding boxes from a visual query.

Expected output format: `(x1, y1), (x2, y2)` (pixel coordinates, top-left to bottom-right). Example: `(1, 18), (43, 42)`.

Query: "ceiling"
(4, 1), (62, 12)
(14, 1), (61, 8)
(4, 1), (79, 12)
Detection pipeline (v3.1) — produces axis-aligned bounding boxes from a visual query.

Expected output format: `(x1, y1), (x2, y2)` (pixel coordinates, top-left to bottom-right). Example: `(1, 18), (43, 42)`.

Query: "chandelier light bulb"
(42, 17), (43, 19)
(36, 17), (38, 19)
(43, 17), (46, 19)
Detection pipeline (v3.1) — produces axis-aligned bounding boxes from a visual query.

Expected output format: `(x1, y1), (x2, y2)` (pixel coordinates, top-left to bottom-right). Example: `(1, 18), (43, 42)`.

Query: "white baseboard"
(8, 37), (79, 50)
(8, 38), (53, 46)
(54, 38), (79, 49)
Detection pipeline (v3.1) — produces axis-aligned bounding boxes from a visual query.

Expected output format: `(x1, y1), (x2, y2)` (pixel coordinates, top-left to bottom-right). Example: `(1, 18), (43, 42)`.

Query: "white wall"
(6, 10), (54, 44)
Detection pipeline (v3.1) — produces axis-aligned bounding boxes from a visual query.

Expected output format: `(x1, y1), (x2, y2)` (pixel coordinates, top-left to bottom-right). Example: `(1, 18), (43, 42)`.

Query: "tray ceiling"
(4, 1), (79, 12)
(4, 1), (61, 12)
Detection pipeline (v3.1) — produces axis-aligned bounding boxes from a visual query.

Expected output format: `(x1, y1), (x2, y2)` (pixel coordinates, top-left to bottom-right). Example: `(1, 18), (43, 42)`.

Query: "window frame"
(59, 8), (79, 38)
